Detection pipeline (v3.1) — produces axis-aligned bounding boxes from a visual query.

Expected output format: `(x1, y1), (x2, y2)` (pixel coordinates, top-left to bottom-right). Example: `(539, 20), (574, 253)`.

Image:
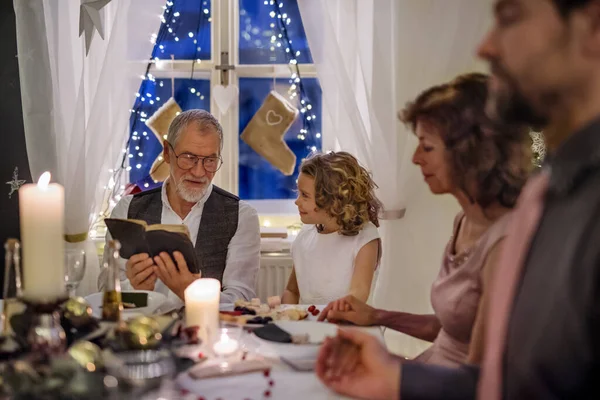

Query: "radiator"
(257, 251), (293, 302)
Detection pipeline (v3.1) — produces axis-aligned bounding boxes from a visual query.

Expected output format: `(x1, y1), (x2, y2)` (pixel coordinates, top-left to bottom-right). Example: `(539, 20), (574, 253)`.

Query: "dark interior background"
(0, 1), (32, 298)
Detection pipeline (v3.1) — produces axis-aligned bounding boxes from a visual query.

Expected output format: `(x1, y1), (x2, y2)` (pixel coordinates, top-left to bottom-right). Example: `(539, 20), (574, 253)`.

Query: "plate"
(85, 291), (167, 320)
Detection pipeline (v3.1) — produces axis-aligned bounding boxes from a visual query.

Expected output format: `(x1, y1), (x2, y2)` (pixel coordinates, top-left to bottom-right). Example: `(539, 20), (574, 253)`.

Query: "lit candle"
(19, 172), (66, 302)
(213, 331), (239, 356)
(184, 278), (220, 343)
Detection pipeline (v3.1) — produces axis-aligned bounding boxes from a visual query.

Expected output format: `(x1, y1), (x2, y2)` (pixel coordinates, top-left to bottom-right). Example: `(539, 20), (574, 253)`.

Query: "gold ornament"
(118, 316), (162, 350)
(68, 341), (103, 372)
(63, 297), (93, 328)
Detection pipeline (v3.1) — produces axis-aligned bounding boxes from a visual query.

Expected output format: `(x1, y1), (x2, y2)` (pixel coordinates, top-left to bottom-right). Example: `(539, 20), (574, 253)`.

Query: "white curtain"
(299, 0), (494, 356)
(14, 0), (164, 295)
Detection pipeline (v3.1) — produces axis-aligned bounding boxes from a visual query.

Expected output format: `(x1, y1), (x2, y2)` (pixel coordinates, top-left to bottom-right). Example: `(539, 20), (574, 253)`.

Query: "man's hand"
(153, 251), (200, 300)
(317, 328), (401, 400)
(318, 295), (378, 325)
(125, 253), (157, 290)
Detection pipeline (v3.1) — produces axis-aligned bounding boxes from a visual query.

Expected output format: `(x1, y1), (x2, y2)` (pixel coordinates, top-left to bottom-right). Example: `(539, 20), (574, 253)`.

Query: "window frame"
(146, 0), (319, 214)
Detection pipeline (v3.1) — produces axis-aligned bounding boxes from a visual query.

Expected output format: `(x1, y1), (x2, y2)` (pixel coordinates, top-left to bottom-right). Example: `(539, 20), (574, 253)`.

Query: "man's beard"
(174, 174), (209, 203)
(487, 64), (549, 131)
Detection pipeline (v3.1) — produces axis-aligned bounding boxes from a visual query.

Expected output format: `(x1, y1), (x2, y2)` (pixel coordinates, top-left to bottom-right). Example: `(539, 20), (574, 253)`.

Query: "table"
(171, 304), (384, 399)
(1, 299), (385, 399)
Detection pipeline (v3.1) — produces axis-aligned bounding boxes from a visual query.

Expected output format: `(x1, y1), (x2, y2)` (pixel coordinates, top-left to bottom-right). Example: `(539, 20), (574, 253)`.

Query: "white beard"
(174, 175), (209, 203)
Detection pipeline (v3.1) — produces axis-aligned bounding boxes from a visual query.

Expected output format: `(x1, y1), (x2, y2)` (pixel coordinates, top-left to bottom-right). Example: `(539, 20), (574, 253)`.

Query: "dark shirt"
(401, 117), (600, 400)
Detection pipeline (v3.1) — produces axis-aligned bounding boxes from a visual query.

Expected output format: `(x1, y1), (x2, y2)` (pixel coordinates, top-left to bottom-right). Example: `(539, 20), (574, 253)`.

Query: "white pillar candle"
(19, 172), (66, 302)
(184, 278), (220, 343)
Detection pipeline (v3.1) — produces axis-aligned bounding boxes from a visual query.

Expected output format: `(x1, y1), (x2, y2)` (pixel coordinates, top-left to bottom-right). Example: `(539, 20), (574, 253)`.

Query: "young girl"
(281, 152), (382, 305)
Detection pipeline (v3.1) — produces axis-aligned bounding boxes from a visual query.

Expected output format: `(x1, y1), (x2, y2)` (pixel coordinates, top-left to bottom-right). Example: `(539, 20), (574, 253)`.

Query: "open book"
(104, 218), (198, 273)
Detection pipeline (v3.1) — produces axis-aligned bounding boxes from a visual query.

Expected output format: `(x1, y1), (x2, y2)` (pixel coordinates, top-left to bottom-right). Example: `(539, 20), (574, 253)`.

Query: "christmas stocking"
(241, 91), (298, 176)
(145, 97), (182, 182)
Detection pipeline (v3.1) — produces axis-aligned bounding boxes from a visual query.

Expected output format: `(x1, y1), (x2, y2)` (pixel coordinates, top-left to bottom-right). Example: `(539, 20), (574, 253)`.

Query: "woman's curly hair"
(300, 151), (382, 236)
(399, 73), (532, 209)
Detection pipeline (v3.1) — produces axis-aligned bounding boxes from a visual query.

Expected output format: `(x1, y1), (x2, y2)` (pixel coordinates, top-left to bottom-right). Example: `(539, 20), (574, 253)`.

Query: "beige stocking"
(241, 91), (298, 176)
(145, 97), (182, 182)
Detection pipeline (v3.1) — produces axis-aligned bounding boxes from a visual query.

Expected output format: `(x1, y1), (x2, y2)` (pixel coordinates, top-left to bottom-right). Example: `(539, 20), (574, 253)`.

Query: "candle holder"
(20, 296), (69, 362)
(212, 324), (243, 370)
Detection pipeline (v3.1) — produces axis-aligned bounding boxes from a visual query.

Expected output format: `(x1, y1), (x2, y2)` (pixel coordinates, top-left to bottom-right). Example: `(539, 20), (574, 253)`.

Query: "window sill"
(246, 199), (299, 217)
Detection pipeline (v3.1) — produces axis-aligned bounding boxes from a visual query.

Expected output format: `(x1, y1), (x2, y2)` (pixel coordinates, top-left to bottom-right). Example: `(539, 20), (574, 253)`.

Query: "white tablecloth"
(172, 304), (384, 400)
(174, 324), (383, 400)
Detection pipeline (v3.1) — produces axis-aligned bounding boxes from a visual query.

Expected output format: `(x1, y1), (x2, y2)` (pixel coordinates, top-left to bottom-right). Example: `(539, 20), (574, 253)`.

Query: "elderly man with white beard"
(99, 110), (260, 304)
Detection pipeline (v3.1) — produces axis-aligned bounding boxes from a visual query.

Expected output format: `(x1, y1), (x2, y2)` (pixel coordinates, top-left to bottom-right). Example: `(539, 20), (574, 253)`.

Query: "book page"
(146, 223), (191, 239)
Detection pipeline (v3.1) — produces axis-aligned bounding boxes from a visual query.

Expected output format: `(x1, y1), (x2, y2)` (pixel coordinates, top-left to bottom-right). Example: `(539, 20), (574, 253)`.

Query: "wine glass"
(65, 249), (86, 297)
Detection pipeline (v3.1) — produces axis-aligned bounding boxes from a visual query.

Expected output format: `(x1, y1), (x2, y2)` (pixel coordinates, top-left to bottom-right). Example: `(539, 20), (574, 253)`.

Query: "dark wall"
(0, 1), (32, 297)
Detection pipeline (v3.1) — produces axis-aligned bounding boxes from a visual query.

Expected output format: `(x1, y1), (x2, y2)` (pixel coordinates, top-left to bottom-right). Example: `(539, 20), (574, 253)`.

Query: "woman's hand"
(318, 295), (378, 325)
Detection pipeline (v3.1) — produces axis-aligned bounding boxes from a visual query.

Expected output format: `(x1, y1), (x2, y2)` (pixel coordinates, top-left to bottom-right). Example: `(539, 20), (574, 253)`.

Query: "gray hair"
(166, 109), (224, 151)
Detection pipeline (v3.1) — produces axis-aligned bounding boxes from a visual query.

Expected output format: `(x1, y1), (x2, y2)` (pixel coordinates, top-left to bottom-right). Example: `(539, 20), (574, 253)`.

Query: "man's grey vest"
(127, 185), (239, 283)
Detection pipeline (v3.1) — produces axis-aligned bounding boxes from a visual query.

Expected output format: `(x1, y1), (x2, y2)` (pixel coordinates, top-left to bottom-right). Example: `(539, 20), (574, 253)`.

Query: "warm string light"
(91, 0), (181, 227)
(264, 0), (320, 152)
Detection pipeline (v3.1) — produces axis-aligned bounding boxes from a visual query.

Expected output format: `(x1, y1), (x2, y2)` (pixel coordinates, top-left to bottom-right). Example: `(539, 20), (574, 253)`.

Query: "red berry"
(197, 397), (205, 400)
(263, 368), (271, 377)
(269, 379), (275, 386)
(264, 390), (272, 397)
(314, 308), (320, 314)
(308, 305), (316, 312)
(197, 352), (204, 359)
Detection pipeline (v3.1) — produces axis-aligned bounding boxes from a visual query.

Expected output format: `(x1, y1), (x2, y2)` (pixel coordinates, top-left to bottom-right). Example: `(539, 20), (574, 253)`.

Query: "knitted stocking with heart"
(241, 91), (299, 176)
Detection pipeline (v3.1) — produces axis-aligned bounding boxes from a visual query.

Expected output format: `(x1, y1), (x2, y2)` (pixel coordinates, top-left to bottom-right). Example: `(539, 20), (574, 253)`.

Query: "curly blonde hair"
(300, 152), (382, 236)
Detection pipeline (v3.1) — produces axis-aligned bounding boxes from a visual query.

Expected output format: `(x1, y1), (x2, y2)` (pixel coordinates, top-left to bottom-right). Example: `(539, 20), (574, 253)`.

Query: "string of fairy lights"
(90, 0), (319, 236)
(266, 0), (320, 151)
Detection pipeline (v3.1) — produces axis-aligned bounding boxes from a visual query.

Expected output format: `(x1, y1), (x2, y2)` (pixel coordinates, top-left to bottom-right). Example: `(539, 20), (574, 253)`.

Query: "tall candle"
(185, 278), (220, 343)
(19, 172), (66, 301)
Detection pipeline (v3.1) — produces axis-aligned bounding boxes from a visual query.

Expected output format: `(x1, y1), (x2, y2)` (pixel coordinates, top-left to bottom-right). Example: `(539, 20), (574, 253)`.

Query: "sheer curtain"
(14, 0), (164, 295)
(299, 0), (494, 356)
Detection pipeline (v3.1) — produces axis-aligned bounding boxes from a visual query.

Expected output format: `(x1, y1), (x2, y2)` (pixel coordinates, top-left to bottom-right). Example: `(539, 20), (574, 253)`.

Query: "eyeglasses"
(167, 142), (223, 173)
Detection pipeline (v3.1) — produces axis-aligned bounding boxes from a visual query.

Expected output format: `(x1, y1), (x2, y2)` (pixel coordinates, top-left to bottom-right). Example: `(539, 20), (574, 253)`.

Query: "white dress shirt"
(98, 182), (260, 304)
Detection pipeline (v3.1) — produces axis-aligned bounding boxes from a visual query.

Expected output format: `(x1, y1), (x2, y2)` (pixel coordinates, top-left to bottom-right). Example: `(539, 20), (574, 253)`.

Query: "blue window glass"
(238, 78), (322, 200)
(158, 0), (211, 60)
(128, 79), (211, 190)
(239, 0), (312, 64)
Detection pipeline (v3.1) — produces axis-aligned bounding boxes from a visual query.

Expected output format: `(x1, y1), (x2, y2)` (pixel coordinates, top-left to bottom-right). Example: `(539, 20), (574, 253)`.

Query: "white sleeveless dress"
(291, 222), (380, 305)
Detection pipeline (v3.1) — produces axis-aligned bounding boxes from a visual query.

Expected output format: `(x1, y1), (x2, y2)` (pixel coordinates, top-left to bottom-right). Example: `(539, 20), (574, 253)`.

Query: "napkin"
(189, 358), (273, 380)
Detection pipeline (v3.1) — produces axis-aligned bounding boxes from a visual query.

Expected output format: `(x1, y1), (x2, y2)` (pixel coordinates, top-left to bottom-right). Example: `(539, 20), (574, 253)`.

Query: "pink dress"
(415, 211), (511, 367)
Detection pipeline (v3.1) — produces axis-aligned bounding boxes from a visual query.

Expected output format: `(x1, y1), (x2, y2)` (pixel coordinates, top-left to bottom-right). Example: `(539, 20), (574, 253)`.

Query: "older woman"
(318, 73), (532, 366)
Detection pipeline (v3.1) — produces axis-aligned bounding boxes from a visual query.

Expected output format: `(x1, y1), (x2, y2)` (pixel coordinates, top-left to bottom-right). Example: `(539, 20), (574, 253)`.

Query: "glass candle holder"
(212, 324), (242, 369)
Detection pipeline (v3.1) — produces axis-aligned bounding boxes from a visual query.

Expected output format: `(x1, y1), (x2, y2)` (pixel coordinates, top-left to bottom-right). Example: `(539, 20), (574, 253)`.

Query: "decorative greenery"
(1, 357), (107, 400)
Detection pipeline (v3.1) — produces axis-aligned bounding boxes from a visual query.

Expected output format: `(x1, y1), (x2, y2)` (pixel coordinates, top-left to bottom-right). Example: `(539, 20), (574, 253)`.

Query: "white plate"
(85, 291), (167, 320)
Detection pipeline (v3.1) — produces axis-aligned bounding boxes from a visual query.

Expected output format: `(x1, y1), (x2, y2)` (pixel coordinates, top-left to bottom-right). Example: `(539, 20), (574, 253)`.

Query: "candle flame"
(37, 172), (51, 189)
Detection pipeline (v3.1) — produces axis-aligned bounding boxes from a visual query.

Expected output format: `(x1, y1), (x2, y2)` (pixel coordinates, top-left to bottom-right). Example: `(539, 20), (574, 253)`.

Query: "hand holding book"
(153, 251), (201, 300)
(125, 253), (158, 291)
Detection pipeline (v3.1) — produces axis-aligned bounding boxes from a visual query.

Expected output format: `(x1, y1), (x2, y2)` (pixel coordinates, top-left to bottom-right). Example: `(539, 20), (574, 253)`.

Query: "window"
(128, 0), (322, 206)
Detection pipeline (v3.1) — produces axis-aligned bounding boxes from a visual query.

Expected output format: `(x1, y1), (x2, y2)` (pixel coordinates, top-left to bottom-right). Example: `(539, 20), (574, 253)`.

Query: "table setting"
(0, 173), (384, 399)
